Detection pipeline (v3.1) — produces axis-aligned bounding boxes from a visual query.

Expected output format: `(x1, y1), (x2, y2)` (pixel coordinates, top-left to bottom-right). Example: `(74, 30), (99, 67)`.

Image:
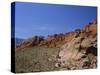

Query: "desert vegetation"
(15, 46), (61, 73)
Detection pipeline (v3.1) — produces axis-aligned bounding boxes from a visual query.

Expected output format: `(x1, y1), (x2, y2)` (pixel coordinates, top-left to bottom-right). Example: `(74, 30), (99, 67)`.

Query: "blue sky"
(14, 2), (97, 39)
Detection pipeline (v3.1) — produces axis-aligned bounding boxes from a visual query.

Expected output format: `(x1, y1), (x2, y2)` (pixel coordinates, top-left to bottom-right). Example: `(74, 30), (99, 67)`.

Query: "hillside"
(15, 19), (97, 72)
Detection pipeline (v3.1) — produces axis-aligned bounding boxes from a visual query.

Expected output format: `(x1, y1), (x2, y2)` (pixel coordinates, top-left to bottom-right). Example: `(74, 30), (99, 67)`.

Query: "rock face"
(16, 19), (97, 69)
(57, 19), (97, 69)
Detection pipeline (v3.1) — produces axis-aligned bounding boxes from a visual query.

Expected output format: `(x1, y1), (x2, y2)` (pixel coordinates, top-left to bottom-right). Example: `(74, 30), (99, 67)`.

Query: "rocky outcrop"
(56, 19), (97, 70)
(16, 19), (97, 69)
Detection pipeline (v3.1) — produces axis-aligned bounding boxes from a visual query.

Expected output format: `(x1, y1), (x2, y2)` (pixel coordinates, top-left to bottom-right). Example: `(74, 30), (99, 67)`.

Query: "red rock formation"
(16, 19), (97, 69)
(16, 19), (97, 50)
(57, 19), (97, 69)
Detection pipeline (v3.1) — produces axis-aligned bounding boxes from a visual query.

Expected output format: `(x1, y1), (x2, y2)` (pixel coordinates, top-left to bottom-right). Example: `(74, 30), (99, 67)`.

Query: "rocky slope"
(16, 19), (97, 70)
(57, 19), (97, 69)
